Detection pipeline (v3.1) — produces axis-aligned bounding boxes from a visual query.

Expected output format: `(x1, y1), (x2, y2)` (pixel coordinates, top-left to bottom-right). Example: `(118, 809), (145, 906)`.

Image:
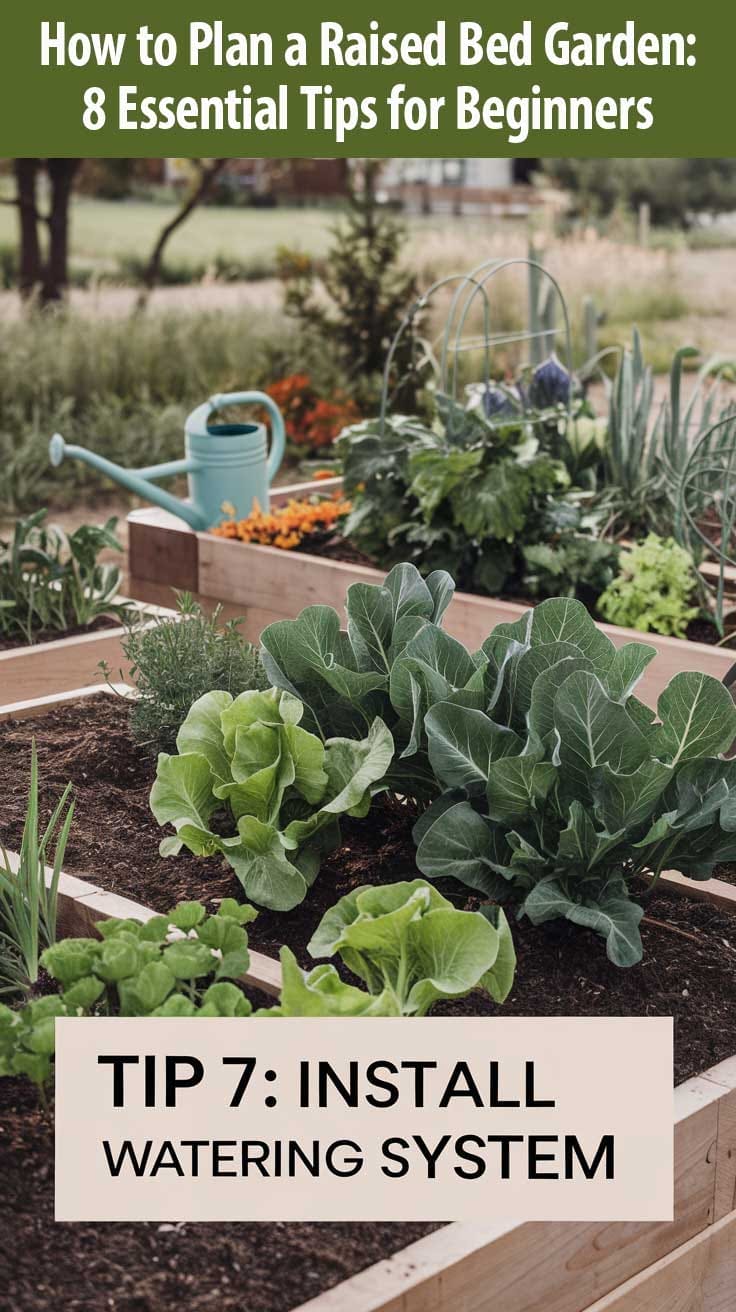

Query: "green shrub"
(118, 595), (267, 754)
(598, 534), (699, 637)
(338, 380), (604, 599)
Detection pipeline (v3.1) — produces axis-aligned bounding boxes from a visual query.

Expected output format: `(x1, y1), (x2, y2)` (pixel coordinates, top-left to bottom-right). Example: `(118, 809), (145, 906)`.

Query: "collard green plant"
(0, 745), (74, 996)
(598, 534), (699, 638)
(112, 592), (268, 753)
(0, 508), (127, 643)
(415, 597), (736, 966)
(0, 898), (257, 1090)
(268, 880), (516, 1017)
(150, 687), (393, 910)
(260, 562), (495, 798)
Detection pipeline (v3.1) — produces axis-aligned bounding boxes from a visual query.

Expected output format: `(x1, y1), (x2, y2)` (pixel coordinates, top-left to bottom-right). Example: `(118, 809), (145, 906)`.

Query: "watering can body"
(49, 391), (285, 531)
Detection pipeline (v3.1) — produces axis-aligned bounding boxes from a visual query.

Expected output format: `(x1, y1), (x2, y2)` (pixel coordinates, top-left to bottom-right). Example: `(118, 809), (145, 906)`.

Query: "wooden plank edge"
(660, 870), (736, 913)
(577, 1206), (736, 1312)
(0, 595), (176, 664)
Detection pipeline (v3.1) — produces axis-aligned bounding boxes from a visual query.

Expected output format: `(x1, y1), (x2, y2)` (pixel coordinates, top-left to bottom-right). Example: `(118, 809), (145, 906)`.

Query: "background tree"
(136, 158), (226, 307)
(543, 158), (736, 228)
(4, 158), (81, 303)
(278, 160), (419, 407)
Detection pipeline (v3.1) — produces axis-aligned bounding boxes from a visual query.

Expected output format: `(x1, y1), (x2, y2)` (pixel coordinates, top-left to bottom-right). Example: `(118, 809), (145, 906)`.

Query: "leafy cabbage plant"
(150, 687), (393, 910)
(415, 597), (736, 966)
(261, 562), (493, 798)
(269, 879), (516, 1016)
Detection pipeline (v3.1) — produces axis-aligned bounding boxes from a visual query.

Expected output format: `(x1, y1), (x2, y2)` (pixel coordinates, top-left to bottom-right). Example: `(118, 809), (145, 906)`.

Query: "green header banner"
(1, 1), (732, 156)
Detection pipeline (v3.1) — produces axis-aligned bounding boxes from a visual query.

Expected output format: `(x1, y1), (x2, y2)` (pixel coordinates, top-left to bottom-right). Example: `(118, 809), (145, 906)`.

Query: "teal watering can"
(48, 391), (286, 531)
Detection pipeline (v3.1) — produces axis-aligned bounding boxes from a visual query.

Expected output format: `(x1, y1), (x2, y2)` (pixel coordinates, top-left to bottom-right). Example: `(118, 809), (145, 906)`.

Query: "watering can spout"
(48, 390), (286, 532)
(48, 433), (206, 530)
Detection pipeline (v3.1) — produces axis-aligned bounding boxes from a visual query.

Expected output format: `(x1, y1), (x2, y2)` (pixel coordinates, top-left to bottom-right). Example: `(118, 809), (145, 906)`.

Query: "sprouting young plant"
(0, 898), (257, 1093)
(113, 593), (268, 753)
(270, 880), (516, 1016)
(0, 745), (74, 996)
(150, 687), (394, 910)
(415, 596), (736, 966)
(0, 508), (127, 643)
(0, 883), (515, 1095)
(598, 534), (699, 638)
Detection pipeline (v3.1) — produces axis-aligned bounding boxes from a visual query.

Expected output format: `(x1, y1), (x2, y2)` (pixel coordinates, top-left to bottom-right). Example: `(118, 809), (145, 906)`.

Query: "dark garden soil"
(0, 613), (122, 652)
(2, 697), (736, 1087)
(0, 1078), (440, 1312)
(294, 532), (377, 568)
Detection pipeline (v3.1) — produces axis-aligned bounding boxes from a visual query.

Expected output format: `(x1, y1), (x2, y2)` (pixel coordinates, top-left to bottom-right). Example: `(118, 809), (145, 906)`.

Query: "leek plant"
(0, 745), (74, 995)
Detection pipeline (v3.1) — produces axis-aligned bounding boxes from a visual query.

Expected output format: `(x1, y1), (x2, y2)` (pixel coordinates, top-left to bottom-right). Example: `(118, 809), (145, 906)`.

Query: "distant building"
(378, 158), (544, 216)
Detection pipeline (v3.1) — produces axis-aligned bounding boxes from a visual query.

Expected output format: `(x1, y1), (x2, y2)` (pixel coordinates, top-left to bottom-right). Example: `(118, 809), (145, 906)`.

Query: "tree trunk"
(42, 159), (81, 303)
(13, 159), (42, 298)
(136, 159), (226, 309)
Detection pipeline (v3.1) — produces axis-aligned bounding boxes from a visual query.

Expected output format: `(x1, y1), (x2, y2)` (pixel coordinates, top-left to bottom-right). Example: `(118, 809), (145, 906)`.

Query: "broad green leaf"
(150, 752), (217, 832)
(163, 939), (217, 980)
(199, 982), (252, 1017)
(425, 570), (455, 624)
(133, 961), (176, 1011)
(406, 906), (509, 1015)
(528, 654), (595, 740)
(425, 702), (521, 793)
(557, 801), (624, 870)
(485, 742), (556, 824)
(229, 816), (308, 910)
(221, 688), (291, 755)
(554, 672), (649, 794)
(276, 948), (397, 1017)
(176, 690), (233, 782)
(416, 800), (509, 897)
(284, 723), (328, 803)
(604, 642), (656, 702)
(169, 902), (206, 931)
(508, 641), (593, 730)
(319, 718), (394, 816)
(346, 582), (394, 673)
(655, 672), (736, 764)
(530, 597), (615, 669)
(591, 759), (673, 832)
(479, 908), (517, 1004)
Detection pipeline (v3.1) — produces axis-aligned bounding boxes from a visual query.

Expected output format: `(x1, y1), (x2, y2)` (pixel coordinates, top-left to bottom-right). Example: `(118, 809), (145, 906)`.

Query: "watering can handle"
(208, 391), (285, 482)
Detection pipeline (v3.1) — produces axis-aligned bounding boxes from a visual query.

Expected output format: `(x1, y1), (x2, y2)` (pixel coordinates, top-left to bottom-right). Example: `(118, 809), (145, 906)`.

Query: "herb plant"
(151, 687), (393, 909)
(117, 593), (268, 753)
(0, 508), (127, 644)
(271, 880), (515, 1016)
(598, 534), (699, 638)
(415, 597), (736, 966)
(0, 745), (74, 996)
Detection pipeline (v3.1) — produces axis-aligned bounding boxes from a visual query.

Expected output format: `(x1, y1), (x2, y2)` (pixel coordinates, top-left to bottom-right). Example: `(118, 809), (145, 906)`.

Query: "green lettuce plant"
(415, 597), (736, 966)
(266, 879), (516, 1016)
(150, 687), (393, 909)
(260, 562), (482, 797)
(0, 898), (257, 1091)
(598, 534), (699, 638)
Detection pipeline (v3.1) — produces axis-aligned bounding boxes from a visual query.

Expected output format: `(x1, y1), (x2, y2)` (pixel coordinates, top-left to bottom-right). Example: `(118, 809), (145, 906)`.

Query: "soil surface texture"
(0, 613), (123, 652)
(2, 697), (736, 1086)
(0, 1078), (439, 1312)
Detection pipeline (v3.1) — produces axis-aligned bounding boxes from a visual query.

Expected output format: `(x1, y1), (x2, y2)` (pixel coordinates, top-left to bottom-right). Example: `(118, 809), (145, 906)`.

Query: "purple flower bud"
(529, 354), (571, 409)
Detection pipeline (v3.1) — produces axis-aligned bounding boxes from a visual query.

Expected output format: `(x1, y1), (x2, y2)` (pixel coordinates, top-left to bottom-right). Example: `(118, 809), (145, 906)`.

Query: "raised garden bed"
(127, 501), (736, 714)
(0, 597), (177, 705)
(1, 683), (736, 1311)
